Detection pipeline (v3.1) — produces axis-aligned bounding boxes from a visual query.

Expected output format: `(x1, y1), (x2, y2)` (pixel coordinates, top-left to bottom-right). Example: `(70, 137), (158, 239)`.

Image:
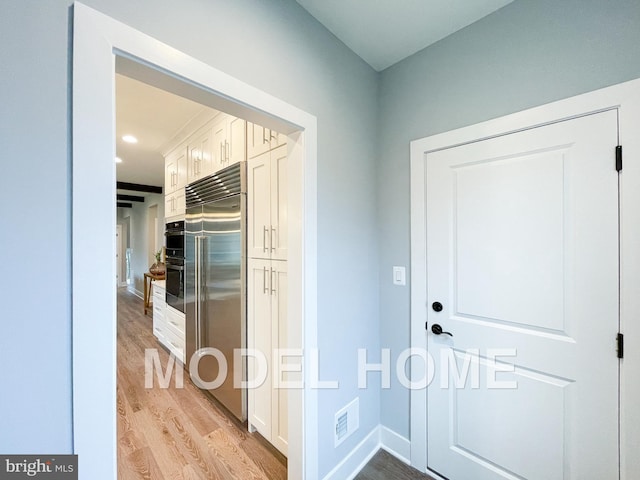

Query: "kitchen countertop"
(153, 280), (166, 290)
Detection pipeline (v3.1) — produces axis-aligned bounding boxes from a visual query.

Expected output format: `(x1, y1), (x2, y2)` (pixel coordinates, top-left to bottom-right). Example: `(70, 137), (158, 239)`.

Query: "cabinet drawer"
(165, 312), (185, 336)
(165, 306), (185, 334)
(162, 327), (185, 363)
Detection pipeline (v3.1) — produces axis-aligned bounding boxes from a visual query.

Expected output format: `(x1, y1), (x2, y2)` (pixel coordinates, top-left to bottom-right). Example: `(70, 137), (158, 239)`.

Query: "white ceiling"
(115, 74), (213, 189)
(296, 0), (514, 71)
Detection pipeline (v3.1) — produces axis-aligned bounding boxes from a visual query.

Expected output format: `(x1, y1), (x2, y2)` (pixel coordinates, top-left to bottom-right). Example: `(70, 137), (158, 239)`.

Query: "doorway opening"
(73, 5), (318, 479)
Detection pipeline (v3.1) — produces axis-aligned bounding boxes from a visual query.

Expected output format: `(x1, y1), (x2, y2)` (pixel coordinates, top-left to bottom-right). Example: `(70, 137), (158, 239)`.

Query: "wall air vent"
(334, 397), (359, 446)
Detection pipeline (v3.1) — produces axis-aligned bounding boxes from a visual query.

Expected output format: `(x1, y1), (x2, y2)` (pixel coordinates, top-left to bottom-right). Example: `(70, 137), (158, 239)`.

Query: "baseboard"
(321, 426), (381, 480)
(380, 426), (411, 465)
(128, 286), (143, 299)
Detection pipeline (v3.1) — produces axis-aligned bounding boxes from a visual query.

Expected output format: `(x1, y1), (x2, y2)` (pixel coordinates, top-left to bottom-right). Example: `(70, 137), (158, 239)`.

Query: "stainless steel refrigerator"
(185, 162), (247, 421)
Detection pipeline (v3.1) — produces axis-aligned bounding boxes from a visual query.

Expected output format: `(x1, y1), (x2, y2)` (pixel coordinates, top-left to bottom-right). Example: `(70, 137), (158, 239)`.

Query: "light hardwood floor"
(117, 288), (287, 480)
(117, 288), (431, 479)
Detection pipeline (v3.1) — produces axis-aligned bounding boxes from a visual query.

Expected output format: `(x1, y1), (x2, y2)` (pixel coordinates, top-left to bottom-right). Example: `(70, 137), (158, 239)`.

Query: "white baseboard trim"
(321, 426), (381, 480)
(320, 425), (416, 480)
(128, 286), (143, 299)
(380, 426), (411, 465)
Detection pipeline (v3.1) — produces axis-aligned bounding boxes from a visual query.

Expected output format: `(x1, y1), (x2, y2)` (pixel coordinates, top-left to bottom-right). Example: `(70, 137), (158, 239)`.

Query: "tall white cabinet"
(247, 138), (288, 456)
(247, 258), (288, 455)
(247, 144), (288, 261)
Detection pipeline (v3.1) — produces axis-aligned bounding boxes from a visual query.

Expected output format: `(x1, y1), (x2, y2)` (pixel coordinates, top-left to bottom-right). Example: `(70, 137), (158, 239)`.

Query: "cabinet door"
(247, 151), (271, 259)
(199, 126), (214, 178)
(212, 115), (228, 172)
(188, 127), (215, 183)
(174, 190), (186, 217)
(247, 122), (271, 159)
(165, 192), (176, 217)
(247, 258), (273, 438)
(270, 260), (288, 455)
(270, 145), (288, 261)
(228, 117), (246, 166)
(165, 147), (186, 194)
(165, 191), (185, 220)
(187, 142), (201, 184)
(176, 146), (188, 190)
(269, 129), (287, 150)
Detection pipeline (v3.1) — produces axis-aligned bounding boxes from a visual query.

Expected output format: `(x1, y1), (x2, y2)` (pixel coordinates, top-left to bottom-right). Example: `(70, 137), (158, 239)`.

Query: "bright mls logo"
(0, 456), (77, 479)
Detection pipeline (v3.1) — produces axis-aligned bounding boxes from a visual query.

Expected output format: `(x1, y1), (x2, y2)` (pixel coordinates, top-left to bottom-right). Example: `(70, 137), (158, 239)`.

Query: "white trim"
(409, 77), (640, 479)
(72, 3), (317, 480)
(380, 426), (411, 465)
(321, 426), (381, 480)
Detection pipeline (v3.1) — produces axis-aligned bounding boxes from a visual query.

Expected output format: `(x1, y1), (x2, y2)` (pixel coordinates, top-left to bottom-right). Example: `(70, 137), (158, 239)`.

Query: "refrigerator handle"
(195, 236), (201, 354)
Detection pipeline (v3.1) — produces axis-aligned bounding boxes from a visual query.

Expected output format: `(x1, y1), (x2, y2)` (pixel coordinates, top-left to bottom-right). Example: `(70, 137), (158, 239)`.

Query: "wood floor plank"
(354, 449), (436, 480)
(121, 447), (166, 480)
(204, 428), (269, 480)
(167, 415), (234, 480)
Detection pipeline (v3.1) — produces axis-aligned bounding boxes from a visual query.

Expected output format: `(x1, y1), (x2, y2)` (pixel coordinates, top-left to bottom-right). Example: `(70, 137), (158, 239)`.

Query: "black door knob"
(431, 324), (453, 337)
(432, 302), (443, 312)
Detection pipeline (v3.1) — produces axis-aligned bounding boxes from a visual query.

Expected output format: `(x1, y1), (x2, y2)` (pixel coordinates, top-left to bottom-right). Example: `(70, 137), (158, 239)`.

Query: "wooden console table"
(144, 272), (165, 315)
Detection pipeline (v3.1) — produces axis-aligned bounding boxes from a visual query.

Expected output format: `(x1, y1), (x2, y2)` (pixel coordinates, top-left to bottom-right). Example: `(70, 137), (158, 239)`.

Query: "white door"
(426, 110), (619, 480)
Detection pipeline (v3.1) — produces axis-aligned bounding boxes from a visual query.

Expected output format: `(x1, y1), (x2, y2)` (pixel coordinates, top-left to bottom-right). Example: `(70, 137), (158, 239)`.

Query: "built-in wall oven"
(165, 221), (185, 313)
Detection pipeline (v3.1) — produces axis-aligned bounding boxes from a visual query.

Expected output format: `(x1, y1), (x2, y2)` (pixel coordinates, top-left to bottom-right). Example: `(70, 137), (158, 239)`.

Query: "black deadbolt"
(432, 301), (443, 312)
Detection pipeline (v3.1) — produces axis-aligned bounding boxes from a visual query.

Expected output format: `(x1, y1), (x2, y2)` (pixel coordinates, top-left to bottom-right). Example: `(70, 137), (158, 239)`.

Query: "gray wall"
(4, 0), (640, 474)
(0, 0), (379, 476)
(377, 0), (640, 437)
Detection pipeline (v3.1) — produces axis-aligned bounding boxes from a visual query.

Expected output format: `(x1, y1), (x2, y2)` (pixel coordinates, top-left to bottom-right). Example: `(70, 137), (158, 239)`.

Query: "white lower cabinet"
(153, 283), (185, 364)
(152, 282), (166, 340)
(247, 258), (288, 456)
(163, 306), (185, 363)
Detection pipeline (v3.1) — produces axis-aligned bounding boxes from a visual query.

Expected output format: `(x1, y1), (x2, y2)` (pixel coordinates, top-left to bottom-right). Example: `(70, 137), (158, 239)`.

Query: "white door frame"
(410, 78), (640, 479)
(72, 3), (318, 479)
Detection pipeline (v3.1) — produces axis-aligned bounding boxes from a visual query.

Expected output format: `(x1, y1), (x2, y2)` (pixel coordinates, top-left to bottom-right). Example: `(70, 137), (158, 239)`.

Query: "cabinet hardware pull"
(271, 268), (276, 295)
(225, 141), (230, 162)
(263, 267), (269, 294)
(271, 227), (276, 252)
(263, 226), (269, 252)
(263, 127), (268, 144)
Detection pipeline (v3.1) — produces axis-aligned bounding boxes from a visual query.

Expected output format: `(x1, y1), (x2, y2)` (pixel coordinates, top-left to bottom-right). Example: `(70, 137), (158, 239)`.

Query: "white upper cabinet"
(247, 122), (287, 159)
(213, 114), (247, 171)
(187, 124), (214, 184)
(228, 116), (247, 166)
(248, 144), (287, 260)
(163, 112), (247, 221)
(165, 146), (187, 194)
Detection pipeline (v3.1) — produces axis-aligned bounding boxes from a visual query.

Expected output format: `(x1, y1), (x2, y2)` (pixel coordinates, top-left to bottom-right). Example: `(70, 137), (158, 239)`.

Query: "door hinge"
(616, 145), (622, 171)
(617, 333), (624, 359)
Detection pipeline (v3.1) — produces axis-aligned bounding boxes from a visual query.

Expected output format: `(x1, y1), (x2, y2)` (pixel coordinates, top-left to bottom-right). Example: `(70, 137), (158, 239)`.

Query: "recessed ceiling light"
(122, 135), (138, 144)
(115, 157), (123, 163)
